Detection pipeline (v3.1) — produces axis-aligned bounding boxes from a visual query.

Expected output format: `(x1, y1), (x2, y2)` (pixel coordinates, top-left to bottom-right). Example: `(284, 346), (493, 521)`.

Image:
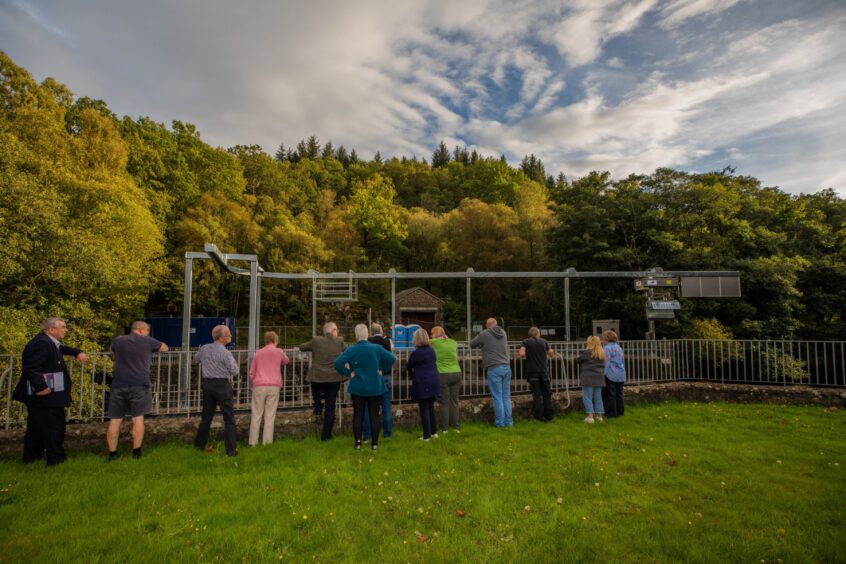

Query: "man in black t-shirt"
(106, 321), (168, 460)
(518, 327), (556, 422)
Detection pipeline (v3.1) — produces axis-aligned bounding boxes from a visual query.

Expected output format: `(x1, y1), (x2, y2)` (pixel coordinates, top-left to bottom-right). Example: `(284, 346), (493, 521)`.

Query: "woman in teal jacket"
(334, 324), (397, 450)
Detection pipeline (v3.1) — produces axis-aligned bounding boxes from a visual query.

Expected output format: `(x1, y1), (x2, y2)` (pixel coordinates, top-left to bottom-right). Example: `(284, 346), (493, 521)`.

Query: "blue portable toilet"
(405, 324), (421, 348)
(392, 325), (407, 348)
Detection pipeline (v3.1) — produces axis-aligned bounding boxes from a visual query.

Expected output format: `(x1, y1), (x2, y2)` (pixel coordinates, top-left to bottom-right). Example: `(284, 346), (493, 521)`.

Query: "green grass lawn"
(1, 401), (844, 563)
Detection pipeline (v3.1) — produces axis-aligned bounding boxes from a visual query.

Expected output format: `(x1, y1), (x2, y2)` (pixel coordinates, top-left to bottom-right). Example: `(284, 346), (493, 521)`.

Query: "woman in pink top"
(249, 331), (290, 445)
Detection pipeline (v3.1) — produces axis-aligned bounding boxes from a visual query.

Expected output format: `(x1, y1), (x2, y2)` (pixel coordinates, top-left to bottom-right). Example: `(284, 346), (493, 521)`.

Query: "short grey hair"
(529, 326), (540, 338)
(412, 328), (430, 347)
(41, 317), (65, 331)
(354, 323), (369, 341)
(131, 320), (150, 332)
(211, 324), (230, 340)
(323, 322), (338, 335)
(370, 322), (383, 335)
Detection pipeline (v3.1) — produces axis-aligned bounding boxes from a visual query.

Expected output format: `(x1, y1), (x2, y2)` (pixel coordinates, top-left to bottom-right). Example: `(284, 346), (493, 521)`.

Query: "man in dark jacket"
(469, 318), (513, 427)
(300, 322), (347, 441)
(518, 327), (556, 422)
(364, 322), (393, 441)
(14, 317), (89, 466)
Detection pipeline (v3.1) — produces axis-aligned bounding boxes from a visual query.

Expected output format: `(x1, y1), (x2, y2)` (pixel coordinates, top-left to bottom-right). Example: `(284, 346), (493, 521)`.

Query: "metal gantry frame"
(183, 243), (741, 352)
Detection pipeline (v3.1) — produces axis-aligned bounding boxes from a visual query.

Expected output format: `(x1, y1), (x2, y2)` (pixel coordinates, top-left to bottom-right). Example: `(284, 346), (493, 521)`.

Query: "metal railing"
(1, 339), (843, 429)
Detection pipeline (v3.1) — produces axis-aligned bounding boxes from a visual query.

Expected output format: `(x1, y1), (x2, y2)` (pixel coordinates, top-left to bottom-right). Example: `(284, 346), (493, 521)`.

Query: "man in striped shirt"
(193, 325), (240, 456)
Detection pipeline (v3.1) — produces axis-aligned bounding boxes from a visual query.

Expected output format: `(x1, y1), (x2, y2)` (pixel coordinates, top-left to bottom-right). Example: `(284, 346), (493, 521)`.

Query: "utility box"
(592, 319), (620, 339)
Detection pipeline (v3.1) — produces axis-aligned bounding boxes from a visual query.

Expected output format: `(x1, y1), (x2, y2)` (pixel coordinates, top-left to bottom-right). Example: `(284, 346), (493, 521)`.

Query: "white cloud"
(1, 0), (843, 194)
(659, 0), (743, 29)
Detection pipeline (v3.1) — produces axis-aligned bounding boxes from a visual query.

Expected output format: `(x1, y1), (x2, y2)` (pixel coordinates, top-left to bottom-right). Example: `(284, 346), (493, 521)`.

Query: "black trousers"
(194, 379), (238, 455)
(311, 383), (325, 415)
(311, 382), (341, 440)
(602, 378), (625, 417)
(23, 406), (66, 465)
(418, 398), (437, 439)
(527, 373), (554, 422)
(351, 395), (380, 446)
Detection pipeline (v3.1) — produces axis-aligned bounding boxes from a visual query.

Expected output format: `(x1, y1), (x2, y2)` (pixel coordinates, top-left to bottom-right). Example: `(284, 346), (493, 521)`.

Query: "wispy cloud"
(0, 0), (843, 194)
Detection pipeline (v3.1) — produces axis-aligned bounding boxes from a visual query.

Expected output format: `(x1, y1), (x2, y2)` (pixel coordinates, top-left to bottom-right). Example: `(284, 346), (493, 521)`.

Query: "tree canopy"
(1, 51), (843, 351)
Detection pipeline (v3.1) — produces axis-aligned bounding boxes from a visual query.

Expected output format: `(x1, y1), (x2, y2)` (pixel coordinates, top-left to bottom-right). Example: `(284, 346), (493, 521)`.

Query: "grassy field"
(1, 401), (844, 563)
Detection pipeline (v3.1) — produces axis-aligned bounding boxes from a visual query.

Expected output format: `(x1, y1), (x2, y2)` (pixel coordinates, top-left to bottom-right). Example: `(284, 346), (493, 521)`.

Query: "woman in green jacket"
(430, 326), (462, 433)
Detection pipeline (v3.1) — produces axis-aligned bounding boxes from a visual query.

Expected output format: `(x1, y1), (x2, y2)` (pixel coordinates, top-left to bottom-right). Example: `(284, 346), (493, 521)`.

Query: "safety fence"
(1, 339), (843, 429)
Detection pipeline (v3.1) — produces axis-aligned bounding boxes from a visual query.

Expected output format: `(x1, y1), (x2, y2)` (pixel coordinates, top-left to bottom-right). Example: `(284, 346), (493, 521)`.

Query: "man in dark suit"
(13, 317), (89, 466)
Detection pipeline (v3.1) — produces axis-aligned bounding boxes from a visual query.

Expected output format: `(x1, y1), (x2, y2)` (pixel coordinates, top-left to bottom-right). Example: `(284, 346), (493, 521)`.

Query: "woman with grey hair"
(334, 324), (396, 450)
(406, 328), (440, 441)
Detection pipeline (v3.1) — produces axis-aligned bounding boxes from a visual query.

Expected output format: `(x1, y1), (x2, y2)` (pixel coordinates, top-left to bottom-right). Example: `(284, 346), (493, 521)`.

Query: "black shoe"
(132, 448), (142, 459)
(354, 440), (362, 450)
(227, 451), (238, 457)
(108, 451), (120, 462)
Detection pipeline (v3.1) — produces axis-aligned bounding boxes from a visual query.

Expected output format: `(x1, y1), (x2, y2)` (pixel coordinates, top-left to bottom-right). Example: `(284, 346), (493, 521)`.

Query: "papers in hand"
(27, 372), (65, 395)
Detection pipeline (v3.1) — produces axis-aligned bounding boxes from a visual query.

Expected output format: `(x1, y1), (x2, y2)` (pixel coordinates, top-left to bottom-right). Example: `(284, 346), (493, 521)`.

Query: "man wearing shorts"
(106, 321), (168, 460)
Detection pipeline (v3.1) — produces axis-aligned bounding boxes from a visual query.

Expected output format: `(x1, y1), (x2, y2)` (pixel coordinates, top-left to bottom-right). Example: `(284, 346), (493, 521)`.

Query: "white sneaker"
(432, 433), (439, 439)
(584, 416), (595, 424)
(419, 437), (430, 442)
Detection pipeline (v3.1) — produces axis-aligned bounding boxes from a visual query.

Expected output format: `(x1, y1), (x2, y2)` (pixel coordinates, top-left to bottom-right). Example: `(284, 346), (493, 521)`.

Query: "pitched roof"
(394, 286), (444, 304)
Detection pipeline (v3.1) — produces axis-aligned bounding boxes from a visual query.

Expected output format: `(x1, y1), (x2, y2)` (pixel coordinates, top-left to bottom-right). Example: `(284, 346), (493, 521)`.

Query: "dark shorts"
(108, 386), (152, 419)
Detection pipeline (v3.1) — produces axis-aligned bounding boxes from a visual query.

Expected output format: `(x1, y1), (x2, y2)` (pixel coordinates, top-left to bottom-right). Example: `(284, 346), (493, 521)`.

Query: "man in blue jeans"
(364, 323), (393, 441)
(469, 318), (513, 427)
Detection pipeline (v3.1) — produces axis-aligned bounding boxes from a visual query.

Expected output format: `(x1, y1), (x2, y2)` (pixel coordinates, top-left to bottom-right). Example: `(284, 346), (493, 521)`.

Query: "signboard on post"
(635, 277), (679, 291)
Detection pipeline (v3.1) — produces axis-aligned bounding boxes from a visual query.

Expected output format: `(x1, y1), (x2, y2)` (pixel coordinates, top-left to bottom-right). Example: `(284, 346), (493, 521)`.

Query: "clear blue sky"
(2, 0), (844, 194)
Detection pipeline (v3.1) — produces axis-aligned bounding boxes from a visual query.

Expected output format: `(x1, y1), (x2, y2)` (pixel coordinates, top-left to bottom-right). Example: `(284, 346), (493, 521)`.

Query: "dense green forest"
(1, 52), (844, 353)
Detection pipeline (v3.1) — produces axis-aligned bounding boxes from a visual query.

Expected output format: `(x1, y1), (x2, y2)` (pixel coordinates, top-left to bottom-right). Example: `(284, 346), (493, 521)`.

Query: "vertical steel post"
(310, 270), (317, 337)
(255, 271), (262, 349)
(181, 256), (193, 407)
(565, 277), (571, 342)
(466, 268), (473, 340)
(249, 260), (258, 352)
(390, 268), (396, 332)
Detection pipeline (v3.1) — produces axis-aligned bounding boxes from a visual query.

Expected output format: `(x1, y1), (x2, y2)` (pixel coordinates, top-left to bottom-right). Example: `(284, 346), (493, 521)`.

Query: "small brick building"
(394, 287), (444, 332)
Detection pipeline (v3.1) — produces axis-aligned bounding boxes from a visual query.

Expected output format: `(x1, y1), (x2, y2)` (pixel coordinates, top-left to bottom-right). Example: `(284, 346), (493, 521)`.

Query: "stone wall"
(1, 382), (843, 455)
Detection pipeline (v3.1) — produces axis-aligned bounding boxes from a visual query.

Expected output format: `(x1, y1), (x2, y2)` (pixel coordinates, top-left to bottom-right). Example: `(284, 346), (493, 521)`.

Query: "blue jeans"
(487, 364), (513, 427)
(582, 386), (605, 414)
(363, 377), (393, 439)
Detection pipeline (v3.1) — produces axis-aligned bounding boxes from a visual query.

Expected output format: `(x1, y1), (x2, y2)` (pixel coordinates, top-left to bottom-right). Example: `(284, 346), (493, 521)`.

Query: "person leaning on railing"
(106, 320), (168, 461)
(518, 327), (556, 423)
(363, 323), (394, 442)
(469, 318), (513, 428)
(299, 322), (347, 442)
(576, 336), (606, 424)
(14, 317), (89, 466)
(193, 325), (240, 457)
(601, 330), (626, 418)
(407, 328), (440, 441)
(333, 324), (396, 451)
(429, 326), (462, 433)
(248, 331), (289, 446)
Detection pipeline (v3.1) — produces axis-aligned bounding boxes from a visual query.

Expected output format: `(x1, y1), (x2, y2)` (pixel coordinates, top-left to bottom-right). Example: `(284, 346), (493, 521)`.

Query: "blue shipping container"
(145, 317), (237, 349)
